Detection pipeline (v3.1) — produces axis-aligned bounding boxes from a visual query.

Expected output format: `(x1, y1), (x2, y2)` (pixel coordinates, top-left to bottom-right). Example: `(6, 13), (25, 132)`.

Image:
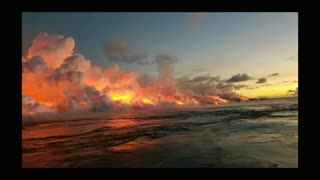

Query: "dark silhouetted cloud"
(287, 87), (298, 95)
(226, 73), (253, 83)
(267, 73), (279, 77)
(282, 80), (298, 84)
(233, 84), (249, 90)
(188, 74), (220, 84)
(256, 78), (267, 84)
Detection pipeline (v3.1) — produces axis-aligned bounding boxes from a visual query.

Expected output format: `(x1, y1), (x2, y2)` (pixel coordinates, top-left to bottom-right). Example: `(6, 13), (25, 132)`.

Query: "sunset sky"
(22, 12), (298, 98)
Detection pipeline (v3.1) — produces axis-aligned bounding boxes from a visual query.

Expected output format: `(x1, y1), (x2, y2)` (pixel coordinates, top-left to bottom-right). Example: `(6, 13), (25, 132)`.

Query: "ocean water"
(22, 97), (298, 168)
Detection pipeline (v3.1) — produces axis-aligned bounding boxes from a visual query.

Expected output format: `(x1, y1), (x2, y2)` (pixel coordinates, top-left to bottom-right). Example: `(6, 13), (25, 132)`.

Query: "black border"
(4, 0), (318, 178)
(19, 0), (298, 12)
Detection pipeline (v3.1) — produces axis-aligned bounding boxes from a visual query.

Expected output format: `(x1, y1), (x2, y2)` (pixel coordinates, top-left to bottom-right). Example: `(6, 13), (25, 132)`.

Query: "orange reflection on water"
(23, 123), (73, 140)
(110, 140), (142, 152)
(107, 119), (140, 129)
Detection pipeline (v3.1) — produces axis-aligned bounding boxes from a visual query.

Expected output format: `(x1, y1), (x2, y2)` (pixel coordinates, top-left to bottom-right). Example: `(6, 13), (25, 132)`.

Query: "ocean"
(22, 97), (298, 168)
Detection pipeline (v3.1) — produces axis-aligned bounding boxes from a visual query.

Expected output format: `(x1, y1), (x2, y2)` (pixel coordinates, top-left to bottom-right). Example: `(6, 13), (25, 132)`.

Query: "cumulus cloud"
(56, 54), (92, 74)
(256, 77), (267, 84)
(186, 13), (208, 31)
(22, 56), (48, 73)
(226, 73), (253, 83)
(267, 73), (279, 77)
(27, 33), (75, 69)
(23, 33), (251, 117)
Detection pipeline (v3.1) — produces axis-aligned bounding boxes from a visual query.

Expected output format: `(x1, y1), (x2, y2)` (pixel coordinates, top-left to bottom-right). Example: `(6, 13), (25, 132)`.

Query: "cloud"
(188, 74), (220, 84)
(287, 87), (298, 95)
(260, 83), (271, 86)
(104, 42), (180, 66)
(27, 33), (75, 69)
(104, 41), (150, 65)
(186, 13), (208, 31)
(155, 54), (178, 82)
(233, 84), (249, 90)
(282, 80), (298, 84)
(155, 54), (178, 64)
(245, 87), (258, 90)
(23, 33), (252, 116)
(105, 41), (130, 55)
(22, 56), (48, 73)
(107, 54), (150, 65)
(177, 74), (235, 98)
(267, 73), (279, 77)
(226, 73), (253, 83)
(256, 77), (267, 84)
(175, 74), (248, 102)
(57, 54), (91, 74)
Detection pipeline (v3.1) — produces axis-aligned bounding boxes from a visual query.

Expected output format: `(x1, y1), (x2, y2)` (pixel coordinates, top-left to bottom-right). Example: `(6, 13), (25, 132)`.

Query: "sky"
(22, 12), (298, 98)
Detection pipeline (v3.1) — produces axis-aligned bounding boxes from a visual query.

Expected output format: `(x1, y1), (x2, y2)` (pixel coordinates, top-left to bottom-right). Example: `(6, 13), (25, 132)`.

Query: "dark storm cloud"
(256, 78), (267, 84)
(226, 73), (253, 83)
(267, 73), (279, 77)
